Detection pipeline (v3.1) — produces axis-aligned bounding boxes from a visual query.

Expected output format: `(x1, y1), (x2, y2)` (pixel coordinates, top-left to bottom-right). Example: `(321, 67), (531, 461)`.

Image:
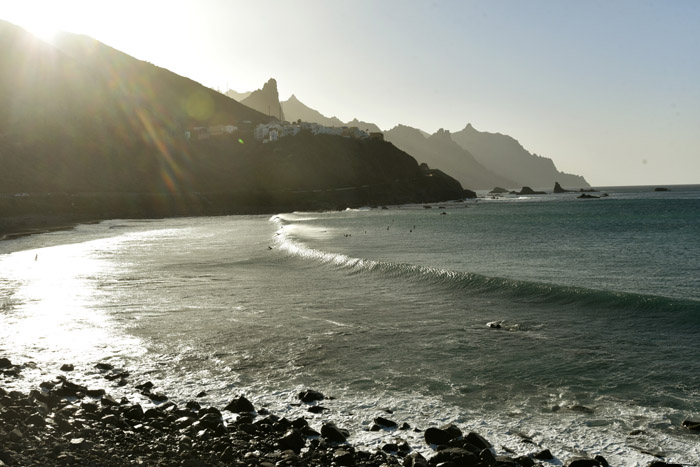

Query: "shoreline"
(1, 358), (685, 467)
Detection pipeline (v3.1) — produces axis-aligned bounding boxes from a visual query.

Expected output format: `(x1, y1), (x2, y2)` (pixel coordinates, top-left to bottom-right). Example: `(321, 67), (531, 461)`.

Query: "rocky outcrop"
(517, 186), (547, 195)
(554, 181), (574, 193)
(241, 78), (285, 120)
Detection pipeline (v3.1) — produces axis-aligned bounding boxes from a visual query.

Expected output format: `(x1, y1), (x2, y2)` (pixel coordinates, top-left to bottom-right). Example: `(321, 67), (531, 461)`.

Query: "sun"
(21, 16), (61, 42)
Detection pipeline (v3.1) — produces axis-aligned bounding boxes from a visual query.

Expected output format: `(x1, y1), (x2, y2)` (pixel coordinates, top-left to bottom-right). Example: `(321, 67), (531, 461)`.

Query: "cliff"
(451, 124), (590, 189)
(384, 126), (515, 190)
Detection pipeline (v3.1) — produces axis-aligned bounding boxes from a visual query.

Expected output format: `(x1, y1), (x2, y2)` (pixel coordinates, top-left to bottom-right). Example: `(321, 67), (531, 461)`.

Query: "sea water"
(1, 185), (699, 465)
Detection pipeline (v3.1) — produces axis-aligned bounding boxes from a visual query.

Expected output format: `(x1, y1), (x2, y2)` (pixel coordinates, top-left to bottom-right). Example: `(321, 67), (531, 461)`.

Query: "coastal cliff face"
(451, 124), (590, 189)
(0, 20), (463, 224)
(384, 125), (516, 190)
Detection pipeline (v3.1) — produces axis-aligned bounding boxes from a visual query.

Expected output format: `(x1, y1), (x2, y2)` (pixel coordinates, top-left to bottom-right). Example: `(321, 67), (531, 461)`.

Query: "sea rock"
(224, 395), (255, 413)
(424, 425), (461, 446)
(298, 389), (325, 403)
(278, 428), (305, 453)
(533, 449), (554, 460)
(578, 193), (600, 199)
(567, 458), (602, 467)
(489, 187), (509, 194)
(463, 189), (478, 199)
(0, 357), (13, 368)
(403, 452), (429, 467)
(60, 363), (74, 371)
(430, 447), (480, 466)
(553, 181), (572, 193)
(373, 416), (398, 428)
(464, 431), (491, 450)
(321, 423), (349, 443)
(517, 186), (546, 195)
(681, 418), (700, 431)
(654, 187), (670, 192)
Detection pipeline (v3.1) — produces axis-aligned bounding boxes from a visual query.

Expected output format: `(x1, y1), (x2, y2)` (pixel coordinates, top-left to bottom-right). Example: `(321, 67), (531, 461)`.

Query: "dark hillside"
(0, 20), (463, 234)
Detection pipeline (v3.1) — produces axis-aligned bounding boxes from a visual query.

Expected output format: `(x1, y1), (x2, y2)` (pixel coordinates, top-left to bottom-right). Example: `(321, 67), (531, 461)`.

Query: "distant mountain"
(281, 95), (344, 126)
(280, 95), (381, 132)
(451, 124), (590, 189)
(240, 78), (284, 120)
(225, 89), (252, 101)
(384, 125), (515, 190)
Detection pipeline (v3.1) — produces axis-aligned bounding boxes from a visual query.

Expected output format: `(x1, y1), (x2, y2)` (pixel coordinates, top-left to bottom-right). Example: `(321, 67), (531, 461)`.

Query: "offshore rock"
(424, 426), (458, 446)
(681, 418), (700, 431)
(298, 389), (325, 403)
(374, 416), (398, 428)
(517, 186), (547, 195)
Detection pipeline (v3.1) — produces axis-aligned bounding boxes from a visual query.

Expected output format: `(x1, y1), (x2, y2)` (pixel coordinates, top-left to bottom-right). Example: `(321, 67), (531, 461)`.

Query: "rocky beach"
(1, 357), (693, 467)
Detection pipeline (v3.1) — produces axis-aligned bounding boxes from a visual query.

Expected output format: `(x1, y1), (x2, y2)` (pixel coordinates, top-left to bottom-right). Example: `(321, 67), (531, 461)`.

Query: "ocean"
(1, 185), (699, 465)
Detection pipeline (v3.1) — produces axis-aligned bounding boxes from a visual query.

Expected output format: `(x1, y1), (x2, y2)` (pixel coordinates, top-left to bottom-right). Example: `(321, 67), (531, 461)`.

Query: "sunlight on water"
(0, 235), (145, 370)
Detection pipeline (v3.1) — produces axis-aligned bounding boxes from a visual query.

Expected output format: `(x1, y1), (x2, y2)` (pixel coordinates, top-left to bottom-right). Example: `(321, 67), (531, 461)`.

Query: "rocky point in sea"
(0, 356), (690, 466)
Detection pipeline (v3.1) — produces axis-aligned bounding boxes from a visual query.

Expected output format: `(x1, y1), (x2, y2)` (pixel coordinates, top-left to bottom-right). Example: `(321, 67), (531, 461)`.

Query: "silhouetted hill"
(280, 95), (381, 132)
(241, 78), (284, 120)
(451, 124), (590, 189)
(384, 125), (515, 190)
(225, 89), (252, 101)
(1, 21), (463, 231)
(281, 95), (345, 126)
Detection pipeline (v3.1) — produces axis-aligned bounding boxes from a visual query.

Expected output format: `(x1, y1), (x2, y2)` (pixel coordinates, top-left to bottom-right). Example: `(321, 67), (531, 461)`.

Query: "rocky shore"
(0, 358), (692, 466)
(0, 358), (688, 467)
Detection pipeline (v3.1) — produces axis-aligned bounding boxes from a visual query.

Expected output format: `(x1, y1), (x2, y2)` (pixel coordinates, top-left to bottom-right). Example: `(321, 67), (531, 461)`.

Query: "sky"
(2, 0), (699, 186)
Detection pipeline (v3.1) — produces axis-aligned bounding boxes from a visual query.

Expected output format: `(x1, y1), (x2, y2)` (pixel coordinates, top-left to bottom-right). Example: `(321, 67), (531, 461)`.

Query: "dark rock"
(430, 447), (479, 466)
(479, 447), (497, 465)
(298, 389), (325, 403)
(489, 187), (509, 194)
(403, 452), (429, 467)
(60, 364), (74, 371)
(195, 390), (207, 398)
(224, 395), (255, 413)
(568, 404), (594, 414)
(307, 405), (326, 414)
(145, 392), (168, 402)
(647, 462), (682, 467)
(654, 187), (670, 192)
(321, 423), (349, 443)
(594, 455), (609, 467)
(463, 432), (490, 450)
(516, 455), (536, 467)
(400, 422), (411, 430)
(374, 416), (398, 428)
(197, 412), (223, 430)
(424, 426), (458, 446)
(578, 193), (600, 199)
(123, 404), (144, 421)
(382, 443), (399, 452)
(463, 189), (477, 199)
(278, 428), (305, 452)
(0, 357), (12, 368)
(333, 448), (355, 466)
(94, 362), (114, 371)
(100, 395), (119, 406)
(517, 186), (546, 195)
(682, 418), (700, 431)
(25, 412), (46, 427)
(533, 449), (554, 460)
(553, 182), (572, 193)
(567, 458), (601, 467)
(85, 388), (105, 398)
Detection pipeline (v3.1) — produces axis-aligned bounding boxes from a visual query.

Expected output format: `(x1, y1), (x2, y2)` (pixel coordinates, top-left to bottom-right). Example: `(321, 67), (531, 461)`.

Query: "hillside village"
(186, 121), (383, 144)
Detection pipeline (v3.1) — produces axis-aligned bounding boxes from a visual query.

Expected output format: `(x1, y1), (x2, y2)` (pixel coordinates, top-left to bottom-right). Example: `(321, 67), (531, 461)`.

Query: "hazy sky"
(3, 0), (699, 186)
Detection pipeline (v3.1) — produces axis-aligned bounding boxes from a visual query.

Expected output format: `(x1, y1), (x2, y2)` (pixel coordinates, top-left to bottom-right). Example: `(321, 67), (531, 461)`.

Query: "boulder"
(430, 447), (480, 466)
(279, 428), (305, 452)
(298, 389), (325, 403)
(0, 357), (13, 368)
(373, 416), (398, 428)
(567, 458), (601, 467)
(321, 423), (349, 442)
(682, 418), (700, 431)
(424, 425), (460, 446)
(224, 395), (255, 413)
(464, 432), (490, 450)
